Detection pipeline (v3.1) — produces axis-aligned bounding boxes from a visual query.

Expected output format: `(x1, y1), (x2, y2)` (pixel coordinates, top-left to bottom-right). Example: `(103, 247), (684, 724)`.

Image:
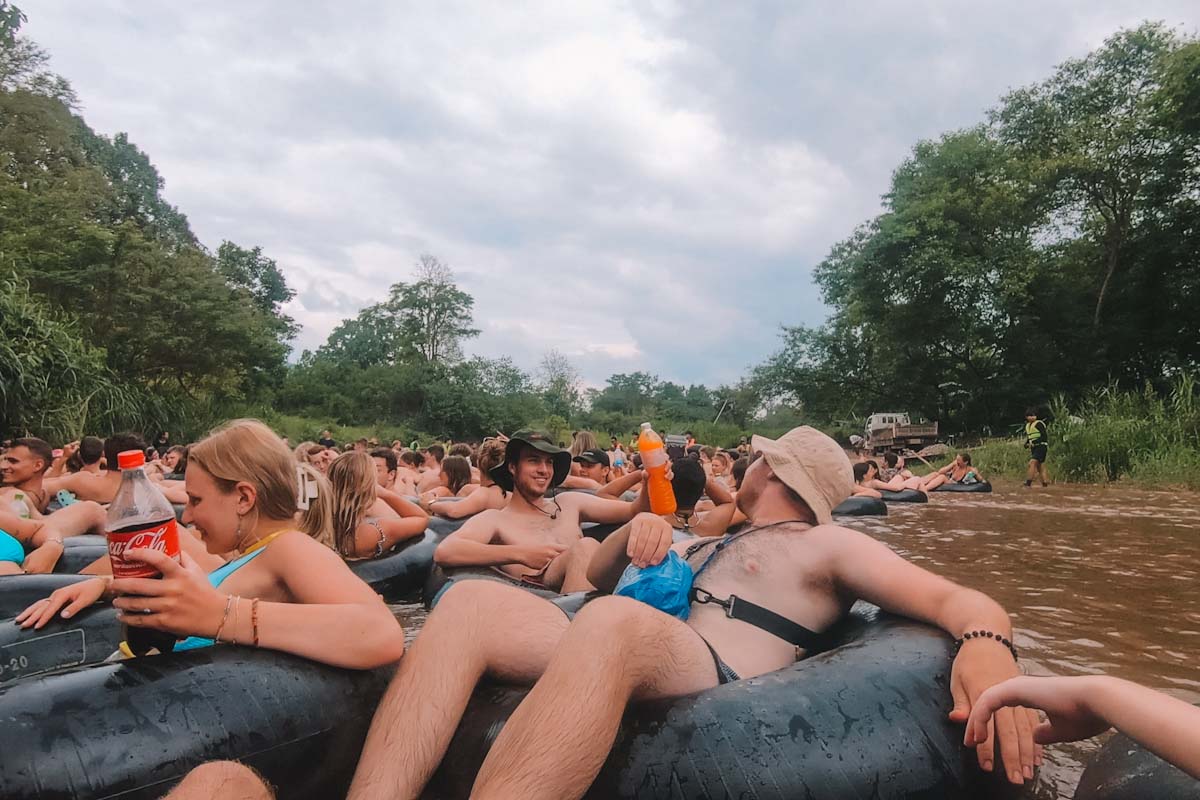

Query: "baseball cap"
(572, 448), (610, 466)
(751, 427), (853, 525)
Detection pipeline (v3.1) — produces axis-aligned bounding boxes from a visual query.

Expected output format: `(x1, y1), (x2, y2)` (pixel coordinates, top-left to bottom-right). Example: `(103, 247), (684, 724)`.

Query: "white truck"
(862, 412), (939, 455)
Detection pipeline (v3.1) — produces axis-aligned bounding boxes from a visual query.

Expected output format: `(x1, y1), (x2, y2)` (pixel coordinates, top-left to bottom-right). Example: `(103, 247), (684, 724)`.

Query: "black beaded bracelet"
(952, 630), (1018, 662)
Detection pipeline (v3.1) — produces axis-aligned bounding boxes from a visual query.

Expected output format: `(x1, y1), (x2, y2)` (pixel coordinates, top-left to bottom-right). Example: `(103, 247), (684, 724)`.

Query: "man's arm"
(433, 513), (552, 569)
(559, 475), (603, 491)
(691, 477), (736, 537)
(822, 526), (1035, 785)
(566, 491), (640, 525)
(596, 469), (643, 499)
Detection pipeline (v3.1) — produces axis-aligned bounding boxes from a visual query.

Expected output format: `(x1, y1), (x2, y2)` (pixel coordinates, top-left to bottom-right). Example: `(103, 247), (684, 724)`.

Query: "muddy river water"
(393, 481), (1199, 799)
(845, 481), (1200, 798)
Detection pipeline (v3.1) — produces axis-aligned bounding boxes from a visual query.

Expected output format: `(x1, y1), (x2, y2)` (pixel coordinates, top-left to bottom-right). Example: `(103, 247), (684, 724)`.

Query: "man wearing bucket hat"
(433, 431), (655, 593)
(351, 426), (1036, 799)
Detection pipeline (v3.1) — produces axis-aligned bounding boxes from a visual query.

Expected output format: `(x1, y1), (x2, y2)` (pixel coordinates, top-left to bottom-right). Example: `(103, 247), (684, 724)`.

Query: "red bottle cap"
(116, 450), (146, 470)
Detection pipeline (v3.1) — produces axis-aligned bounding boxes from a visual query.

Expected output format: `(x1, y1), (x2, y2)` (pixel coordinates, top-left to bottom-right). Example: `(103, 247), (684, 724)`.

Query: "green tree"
(537, 349), (582, 419)
(395, 254), (479, 364)
(994, 23), (1183, 332)
(0, 275), (151, 439)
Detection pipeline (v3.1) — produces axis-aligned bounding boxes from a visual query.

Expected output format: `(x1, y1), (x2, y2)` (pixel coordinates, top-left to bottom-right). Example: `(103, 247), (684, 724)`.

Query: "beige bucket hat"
(751, 426), (854, 524)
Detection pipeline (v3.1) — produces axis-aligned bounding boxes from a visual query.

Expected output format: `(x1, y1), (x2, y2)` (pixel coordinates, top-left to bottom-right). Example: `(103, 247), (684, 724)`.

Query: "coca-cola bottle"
(107, 449), (181, 655)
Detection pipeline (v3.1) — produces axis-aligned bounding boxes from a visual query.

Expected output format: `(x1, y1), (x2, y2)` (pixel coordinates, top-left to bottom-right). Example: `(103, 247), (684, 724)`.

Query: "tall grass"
(964, 376), (1200, 489)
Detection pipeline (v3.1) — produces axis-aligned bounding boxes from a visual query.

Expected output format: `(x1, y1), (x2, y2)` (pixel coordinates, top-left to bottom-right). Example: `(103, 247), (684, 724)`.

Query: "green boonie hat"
(490, 430), (571, 492)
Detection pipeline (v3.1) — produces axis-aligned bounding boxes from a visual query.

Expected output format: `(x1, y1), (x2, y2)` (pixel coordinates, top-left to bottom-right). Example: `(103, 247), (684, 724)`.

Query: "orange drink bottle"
(638, 423), (677, 516)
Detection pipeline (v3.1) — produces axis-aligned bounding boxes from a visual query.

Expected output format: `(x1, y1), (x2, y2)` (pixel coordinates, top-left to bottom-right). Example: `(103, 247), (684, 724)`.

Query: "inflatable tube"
(833, 495), (888, 516)
(932, 481), (993, 493)
(0, 647), (392, 800)
(429, 606), (1003, 799)
(63, 534), (106, 548)
(53, 544), (108, 574)
(0, 573), (92, 617)
(1075, 729), (1200, 800)
(0, 603), (122, 684)
(423, 564), (561, 608)
(880, 488), (929, 503)
(348, 526), (456, 602)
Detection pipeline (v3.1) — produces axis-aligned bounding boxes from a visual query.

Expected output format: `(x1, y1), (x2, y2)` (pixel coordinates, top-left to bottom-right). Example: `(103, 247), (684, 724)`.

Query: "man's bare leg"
(46, 501), (106, 537)
(162, 761), (273, 800)
(543, 537), (600, 593)
(472, 596), (719, 800)
(347, 581), (569, 800)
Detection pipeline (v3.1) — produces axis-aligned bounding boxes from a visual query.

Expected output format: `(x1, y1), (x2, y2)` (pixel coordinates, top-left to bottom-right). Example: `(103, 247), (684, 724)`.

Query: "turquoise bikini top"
(172, 547), (269, 651)
(0, 529), (25, 566)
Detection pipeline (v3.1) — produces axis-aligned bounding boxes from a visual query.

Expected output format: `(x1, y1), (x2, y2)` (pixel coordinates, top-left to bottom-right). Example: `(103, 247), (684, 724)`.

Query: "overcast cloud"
(25, 1), (1200, 386)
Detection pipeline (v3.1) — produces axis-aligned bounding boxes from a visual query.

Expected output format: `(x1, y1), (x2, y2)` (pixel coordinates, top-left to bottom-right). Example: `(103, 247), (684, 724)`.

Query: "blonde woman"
(568, 431), (599, 477)
(426, 439), (508, 519)
(17, 419), (404, 670)
(328, 451), (429, 560)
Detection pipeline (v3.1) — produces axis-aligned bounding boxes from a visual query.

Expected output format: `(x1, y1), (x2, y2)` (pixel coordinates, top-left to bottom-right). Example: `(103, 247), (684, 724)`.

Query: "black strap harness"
(685, 521), (829, 652)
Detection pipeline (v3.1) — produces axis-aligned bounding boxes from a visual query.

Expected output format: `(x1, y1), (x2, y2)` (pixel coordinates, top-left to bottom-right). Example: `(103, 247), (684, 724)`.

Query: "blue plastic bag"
(613, 550), (694, 620)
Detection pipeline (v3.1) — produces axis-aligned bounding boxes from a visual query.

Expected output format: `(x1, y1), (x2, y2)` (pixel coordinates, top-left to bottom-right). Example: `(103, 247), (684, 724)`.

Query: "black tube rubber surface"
(348, 526), (457, 601)
(1075, 729), (1200, 799)
(53, 545), (108, 574)
(0, 574), (92, 617)
(0, 647), (393, 800)
(0, 603), (122, 683)
(932, 481), (994, 493)
(880, 488), (929, 503)
(429, 606), (1013, 799)
(833, 495), (888, 516)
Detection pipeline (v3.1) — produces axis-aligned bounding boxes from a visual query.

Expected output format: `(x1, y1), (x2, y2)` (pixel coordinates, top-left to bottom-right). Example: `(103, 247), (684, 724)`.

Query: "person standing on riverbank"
(1024, 408), (1049, 487)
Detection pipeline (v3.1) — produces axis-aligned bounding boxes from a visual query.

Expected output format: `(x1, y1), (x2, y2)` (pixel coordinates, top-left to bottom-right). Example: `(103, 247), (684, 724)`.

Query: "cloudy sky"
(25, 2), (1200, 386)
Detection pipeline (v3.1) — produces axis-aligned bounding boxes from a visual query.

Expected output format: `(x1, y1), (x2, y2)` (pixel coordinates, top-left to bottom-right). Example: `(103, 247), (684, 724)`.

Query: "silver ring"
(142, 608), (152, 615)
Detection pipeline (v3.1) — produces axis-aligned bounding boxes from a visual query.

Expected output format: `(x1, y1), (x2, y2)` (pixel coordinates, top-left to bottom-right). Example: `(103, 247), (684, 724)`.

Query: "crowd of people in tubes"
(0, 421), (1195, 798)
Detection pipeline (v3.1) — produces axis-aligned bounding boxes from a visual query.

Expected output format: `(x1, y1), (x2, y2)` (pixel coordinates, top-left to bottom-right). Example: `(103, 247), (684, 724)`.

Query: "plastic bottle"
(106, 449), (180, 655)
(638, 423), (677, 516)
(9, 492), (30, 519)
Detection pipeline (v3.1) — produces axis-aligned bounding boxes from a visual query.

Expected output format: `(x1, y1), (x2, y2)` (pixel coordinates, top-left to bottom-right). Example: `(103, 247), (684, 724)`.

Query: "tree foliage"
(754, 23), (1200, 434)
(0, 26), (295, 437)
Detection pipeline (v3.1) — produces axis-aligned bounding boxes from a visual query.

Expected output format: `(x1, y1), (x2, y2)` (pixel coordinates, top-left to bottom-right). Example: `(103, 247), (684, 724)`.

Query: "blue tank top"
(172, 548), (269, 651)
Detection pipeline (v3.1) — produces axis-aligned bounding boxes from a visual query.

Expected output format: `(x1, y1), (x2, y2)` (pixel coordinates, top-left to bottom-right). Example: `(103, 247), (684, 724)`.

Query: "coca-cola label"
(107, 519), (180, 579)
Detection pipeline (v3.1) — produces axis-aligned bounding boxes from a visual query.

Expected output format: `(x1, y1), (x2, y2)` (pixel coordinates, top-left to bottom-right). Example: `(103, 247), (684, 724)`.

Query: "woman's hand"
(15, 577), (108, 629)
(966, 675), (1111, 747)
(110, 549), (226, 638)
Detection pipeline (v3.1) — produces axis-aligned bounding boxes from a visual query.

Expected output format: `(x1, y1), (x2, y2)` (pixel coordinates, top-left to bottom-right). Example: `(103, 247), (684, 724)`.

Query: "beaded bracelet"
(953, 630), (1018, 662)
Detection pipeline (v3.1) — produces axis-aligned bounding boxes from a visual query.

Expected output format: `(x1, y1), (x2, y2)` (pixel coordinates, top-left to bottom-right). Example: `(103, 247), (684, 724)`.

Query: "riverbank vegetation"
(2, 6), (1199, 485)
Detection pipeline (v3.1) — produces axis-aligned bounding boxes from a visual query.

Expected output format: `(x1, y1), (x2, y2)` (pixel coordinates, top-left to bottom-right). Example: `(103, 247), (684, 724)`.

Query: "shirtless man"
(558, 448), (610, 491)
(1, 437), (106, 536)
(433, 431), (647, 593)
(43, 433), (187, 506)
(348, 427), (1036, 799)
(370, 447), (399, 491)
(415, 444), (445, 493)
(600, 457), (735, 538)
